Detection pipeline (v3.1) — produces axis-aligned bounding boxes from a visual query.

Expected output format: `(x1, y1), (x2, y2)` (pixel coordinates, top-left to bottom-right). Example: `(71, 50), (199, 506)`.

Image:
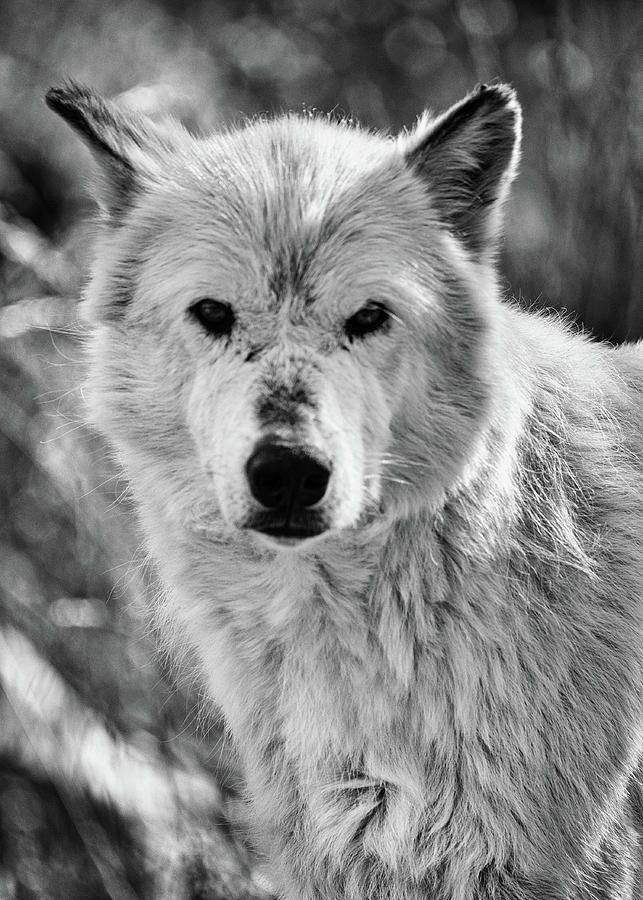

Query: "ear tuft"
(46, 82), (177, 219)
(403, 83), (522, 258)
(46, 82), (132, 167)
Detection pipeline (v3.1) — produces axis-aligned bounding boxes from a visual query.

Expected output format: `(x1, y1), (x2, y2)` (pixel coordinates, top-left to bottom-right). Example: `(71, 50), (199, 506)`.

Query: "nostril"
(246, 447), (288, 509)
(245, 442), (330, 511)
(299, 461), (330, 507)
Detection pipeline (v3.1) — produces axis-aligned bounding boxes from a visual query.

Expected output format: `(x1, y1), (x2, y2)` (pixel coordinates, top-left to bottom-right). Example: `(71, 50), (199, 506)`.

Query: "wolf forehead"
(134, 118), (434, 295)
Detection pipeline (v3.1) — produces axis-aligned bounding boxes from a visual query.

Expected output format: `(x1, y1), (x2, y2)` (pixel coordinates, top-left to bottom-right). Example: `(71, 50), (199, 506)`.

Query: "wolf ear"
(402, 83), (521, 258)
(45, 82), (178, 219)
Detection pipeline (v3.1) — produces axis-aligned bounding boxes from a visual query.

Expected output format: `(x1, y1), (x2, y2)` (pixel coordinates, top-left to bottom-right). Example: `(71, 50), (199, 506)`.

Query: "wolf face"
(46, 83), (520, 550)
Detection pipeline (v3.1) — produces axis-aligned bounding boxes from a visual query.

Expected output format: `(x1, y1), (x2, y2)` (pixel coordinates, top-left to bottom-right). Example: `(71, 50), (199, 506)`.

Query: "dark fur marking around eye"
(245, 346), (264, 363)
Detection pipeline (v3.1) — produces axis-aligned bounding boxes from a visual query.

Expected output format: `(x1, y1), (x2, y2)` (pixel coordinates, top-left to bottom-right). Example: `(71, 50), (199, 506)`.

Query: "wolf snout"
(244, 439), (331, 539)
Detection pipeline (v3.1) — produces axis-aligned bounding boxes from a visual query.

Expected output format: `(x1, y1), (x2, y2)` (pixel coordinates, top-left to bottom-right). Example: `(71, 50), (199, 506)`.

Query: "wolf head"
(47, 82), (521, 549)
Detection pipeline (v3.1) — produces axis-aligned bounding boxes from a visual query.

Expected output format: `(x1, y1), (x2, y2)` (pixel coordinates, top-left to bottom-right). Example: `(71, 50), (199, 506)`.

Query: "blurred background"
(0, 1), (641, 897)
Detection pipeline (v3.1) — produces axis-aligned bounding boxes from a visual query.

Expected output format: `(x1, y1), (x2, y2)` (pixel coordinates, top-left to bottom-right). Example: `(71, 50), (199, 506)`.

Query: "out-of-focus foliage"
(0, 1), (641, 898)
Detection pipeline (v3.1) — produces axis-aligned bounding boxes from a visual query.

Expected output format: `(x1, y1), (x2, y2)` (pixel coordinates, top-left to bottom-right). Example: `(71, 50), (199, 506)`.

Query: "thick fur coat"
(47, 82), (643, 899)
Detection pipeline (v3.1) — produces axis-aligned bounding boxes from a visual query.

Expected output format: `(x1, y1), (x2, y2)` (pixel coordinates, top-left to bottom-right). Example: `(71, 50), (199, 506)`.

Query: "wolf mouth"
(244, 513), (329, 541)
(262, 524), (324, 539)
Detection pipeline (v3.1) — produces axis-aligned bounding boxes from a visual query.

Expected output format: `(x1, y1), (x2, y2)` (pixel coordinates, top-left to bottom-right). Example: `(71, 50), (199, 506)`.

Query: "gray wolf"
(46, 81), (642, 899)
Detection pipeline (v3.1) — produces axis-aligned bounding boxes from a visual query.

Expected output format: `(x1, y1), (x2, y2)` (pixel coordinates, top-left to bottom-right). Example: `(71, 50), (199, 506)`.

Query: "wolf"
(46, 81), (642, 899)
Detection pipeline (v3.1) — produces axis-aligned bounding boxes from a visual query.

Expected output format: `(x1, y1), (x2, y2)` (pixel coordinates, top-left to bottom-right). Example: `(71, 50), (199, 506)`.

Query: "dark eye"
(189, 299), (235, 337)
(345, 303), (390, 340)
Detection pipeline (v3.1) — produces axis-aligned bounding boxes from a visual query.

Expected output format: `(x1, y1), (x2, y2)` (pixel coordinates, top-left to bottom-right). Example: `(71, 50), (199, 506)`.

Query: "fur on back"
(46, 82), (643, 899)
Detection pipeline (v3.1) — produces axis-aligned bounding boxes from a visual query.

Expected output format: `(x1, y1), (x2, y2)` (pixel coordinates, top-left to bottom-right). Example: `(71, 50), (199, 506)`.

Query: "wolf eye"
(345, 303), (390, 339)
(189, 299), (235, 337)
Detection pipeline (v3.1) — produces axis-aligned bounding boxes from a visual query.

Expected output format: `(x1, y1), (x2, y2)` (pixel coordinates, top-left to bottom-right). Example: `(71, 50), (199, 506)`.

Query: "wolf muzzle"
(244, 437), (331, 539)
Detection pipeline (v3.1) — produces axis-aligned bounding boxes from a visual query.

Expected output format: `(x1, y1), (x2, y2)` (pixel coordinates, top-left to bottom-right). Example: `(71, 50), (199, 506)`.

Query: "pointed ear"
(402, 83), (521, 258)
(45, 82), (180, 219)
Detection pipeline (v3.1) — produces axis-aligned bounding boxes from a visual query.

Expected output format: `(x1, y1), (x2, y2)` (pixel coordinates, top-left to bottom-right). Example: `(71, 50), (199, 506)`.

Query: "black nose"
(246, 442), (330, 512)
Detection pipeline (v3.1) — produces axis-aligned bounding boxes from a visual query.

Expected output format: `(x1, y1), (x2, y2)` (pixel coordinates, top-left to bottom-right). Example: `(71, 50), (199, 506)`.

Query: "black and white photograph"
(0, 2), (641, 898)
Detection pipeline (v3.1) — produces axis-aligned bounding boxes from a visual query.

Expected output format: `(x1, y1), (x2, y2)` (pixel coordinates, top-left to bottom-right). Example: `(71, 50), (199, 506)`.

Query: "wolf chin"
(46, 82), (642, 899)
